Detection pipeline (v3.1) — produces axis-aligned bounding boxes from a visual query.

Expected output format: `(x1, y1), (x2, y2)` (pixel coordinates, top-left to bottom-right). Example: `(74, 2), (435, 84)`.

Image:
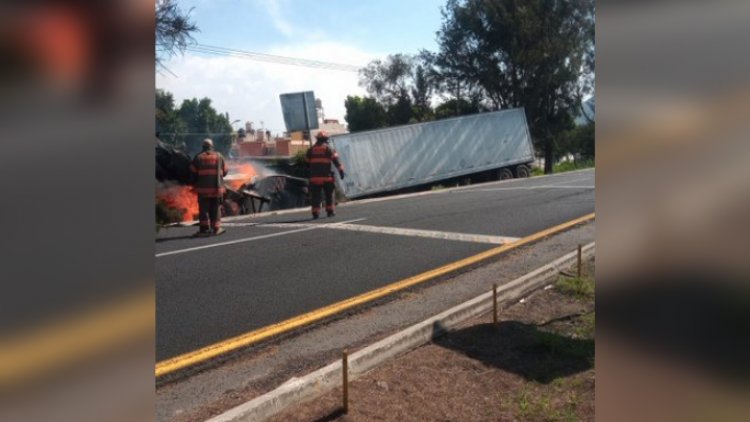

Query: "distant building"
(312, 118), (347, 139)
(233, 98), (351, 158)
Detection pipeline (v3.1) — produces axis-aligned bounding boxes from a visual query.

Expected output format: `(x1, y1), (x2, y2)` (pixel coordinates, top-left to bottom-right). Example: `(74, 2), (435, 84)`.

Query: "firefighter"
(306, 131), (345, 219)
(189, 138), (229, 236)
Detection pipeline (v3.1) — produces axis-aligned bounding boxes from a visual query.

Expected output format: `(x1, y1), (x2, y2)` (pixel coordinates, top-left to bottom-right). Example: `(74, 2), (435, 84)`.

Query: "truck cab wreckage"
(156, 138), (309, 223)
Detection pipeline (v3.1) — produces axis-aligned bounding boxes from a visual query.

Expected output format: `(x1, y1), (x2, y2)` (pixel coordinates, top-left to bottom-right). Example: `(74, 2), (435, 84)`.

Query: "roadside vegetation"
(504, 259), (595, 421)
(555, 272), (595, 299)
(270, 256), (596, 422)
(532, 158), (595, 176)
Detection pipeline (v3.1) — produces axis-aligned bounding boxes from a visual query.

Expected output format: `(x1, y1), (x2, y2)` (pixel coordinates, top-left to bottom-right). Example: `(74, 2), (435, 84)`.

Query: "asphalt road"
(156, 169), (594, 361)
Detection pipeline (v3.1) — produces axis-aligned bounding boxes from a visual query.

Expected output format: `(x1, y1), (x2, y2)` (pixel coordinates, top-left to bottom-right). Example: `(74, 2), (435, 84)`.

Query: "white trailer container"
(330, 108), (535, 199)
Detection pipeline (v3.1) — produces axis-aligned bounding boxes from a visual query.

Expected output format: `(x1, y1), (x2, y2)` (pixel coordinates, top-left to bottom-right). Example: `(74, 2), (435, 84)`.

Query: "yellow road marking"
(155, 212), (595, 377)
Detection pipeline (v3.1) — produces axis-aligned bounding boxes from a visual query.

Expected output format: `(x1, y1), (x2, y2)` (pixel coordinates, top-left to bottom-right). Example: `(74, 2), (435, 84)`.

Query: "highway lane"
(156, 169), (594, 361)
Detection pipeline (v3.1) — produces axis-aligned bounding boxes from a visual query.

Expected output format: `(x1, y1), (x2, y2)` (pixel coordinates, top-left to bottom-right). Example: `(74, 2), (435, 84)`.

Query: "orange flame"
(157, 184), (198, 222)
(156, 162), (258, 222)
(225, 163), (258, 190)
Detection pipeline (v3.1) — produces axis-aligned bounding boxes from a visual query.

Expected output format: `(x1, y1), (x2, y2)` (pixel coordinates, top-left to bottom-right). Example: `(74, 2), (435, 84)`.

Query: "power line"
(185, 43), (364, 72)
(158, 132), (236, 135)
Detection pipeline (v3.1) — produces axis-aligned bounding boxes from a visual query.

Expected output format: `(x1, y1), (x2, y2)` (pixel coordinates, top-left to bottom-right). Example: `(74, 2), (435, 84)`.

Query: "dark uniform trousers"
(310, 182), (335, 215)
(198, 196), (221, 232)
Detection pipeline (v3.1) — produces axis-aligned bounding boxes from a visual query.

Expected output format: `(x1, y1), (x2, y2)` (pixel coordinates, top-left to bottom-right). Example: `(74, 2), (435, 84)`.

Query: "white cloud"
(156, 41), (381, 135)
(258, 0), (294, 37)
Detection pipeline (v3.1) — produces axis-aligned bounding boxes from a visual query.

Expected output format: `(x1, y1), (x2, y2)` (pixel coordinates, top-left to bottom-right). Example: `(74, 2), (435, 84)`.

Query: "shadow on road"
(155, 235), (196, 243)
(432, 320), (594, 384)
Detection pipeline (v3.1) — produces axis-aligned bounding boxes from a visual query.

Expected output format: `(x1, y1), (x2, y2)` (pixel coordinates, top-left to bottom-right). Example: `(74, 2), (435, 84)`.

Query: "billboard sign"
(279, 91), (319, 132)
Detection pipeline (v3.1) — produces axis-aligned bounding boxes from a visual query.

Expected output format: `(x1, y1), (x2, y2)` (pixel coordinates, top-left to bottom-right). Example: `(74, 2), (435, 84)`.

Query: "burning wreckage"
(156, 139), (309, 224)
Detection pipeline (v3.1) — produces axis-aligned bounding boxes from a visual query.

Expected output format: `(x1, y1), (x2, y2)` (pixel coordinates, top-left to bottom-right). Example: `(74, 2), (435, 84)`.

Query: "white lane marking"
(465, 185), (594, 192)
(155, 219), (366, 258)
(227, 221), (519, 245)
(322, 224), (520, 244)
(223, 218), (366, 228)
(155, 227), (316, 258)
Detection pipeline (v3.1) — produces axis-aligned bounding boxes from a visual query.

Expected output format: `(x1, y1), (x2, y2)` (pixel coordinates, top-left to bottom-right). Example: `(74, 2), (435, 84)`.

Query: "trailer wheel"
(516, 164), (530, 178)
(498, 168), (514, 180)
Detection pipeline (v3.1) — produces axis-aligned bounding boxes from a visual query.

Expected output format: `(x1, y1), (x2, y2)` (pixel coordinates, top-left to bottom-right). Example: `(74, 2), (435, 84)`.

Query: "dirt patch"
(269, 256), (595, 421)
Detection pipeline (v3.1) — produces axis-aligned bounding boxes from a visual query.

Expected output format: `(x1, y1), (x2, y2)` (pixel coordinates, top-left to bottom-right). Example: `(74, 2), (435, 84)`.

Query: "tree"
(156, 0), (198, 72)
(156, 89), (186, 146)
(360, 54), (415, 106)
(565, 121), (594, 161)
(344, 96), (387, 132)
(411, 65), (434, 121)
(419, 48), (487, 114)
(435, 0), (595, 173)
(177, 97), (233, 155)
(155, 90), (235, 159)
(433, 98), (482, 120)
(388, 90), (415, 126)
(358, 54), (440, 125)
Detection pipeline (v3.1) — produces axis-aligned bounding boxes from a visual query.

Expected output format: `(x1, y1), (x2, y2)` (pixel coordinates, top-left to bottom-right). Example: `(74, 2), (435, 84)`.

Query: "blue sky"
(157, 0), (446, 134)
(186, 0), (444, 56)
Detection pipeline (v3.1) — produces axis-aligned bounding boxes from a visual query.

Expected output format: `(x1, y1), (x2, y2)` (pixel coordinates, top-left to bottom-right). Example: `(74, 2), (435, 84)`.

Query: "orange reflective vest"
(305, 142), (344, 185)
(189, 150), (228, 197)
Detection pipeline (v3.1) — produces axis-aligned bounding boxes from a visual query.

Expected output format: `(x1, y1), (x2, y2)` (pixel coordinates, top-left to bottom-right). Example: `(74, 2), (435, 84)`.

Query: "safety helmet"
(202, 138), (214, 149)
(315, 130), (330, 141)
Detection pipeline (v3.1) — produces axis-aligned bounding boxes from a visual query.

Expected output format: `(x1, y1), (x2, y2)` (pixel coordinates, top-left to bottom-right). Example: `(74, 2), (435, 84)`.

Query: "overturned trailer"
(330, 108), (535, 199)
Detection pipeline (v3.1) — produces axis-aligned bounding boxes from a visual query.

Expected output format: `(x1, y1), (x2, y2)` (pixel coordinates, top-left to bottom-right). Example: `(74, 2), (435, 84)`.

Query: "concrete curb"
(206, 242), (596, 422)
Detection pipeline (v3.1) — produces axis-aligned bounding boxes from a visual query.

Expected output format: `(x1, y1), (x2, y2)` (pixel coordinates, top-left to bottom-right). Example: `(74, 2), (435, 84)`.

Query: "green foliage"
(344, 95), (387, 132)
(555, 275), (595, 298)
(515, 381), (585, 422)
(434, 0), (595, 173)
(433, 98), (482, 120)
(411, 65), (434, 121)
(155, 90), (234, 157)
(177, 97), (233, 155)
(387, 91), (415, 125)
(287, 149), (310, 178)
(357, 54), (439, 127)
(156, 89), (186, 146)
(291, 149), (307, 167)
(156, 0), (198, 71)
(359, 54), (416, 106)
(554, 159), (594, 173)
(420, 38), (486, 106)
(577, 312), (595, 340)
(530, 158), (594, 176)
(566, 121), (595, 161)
